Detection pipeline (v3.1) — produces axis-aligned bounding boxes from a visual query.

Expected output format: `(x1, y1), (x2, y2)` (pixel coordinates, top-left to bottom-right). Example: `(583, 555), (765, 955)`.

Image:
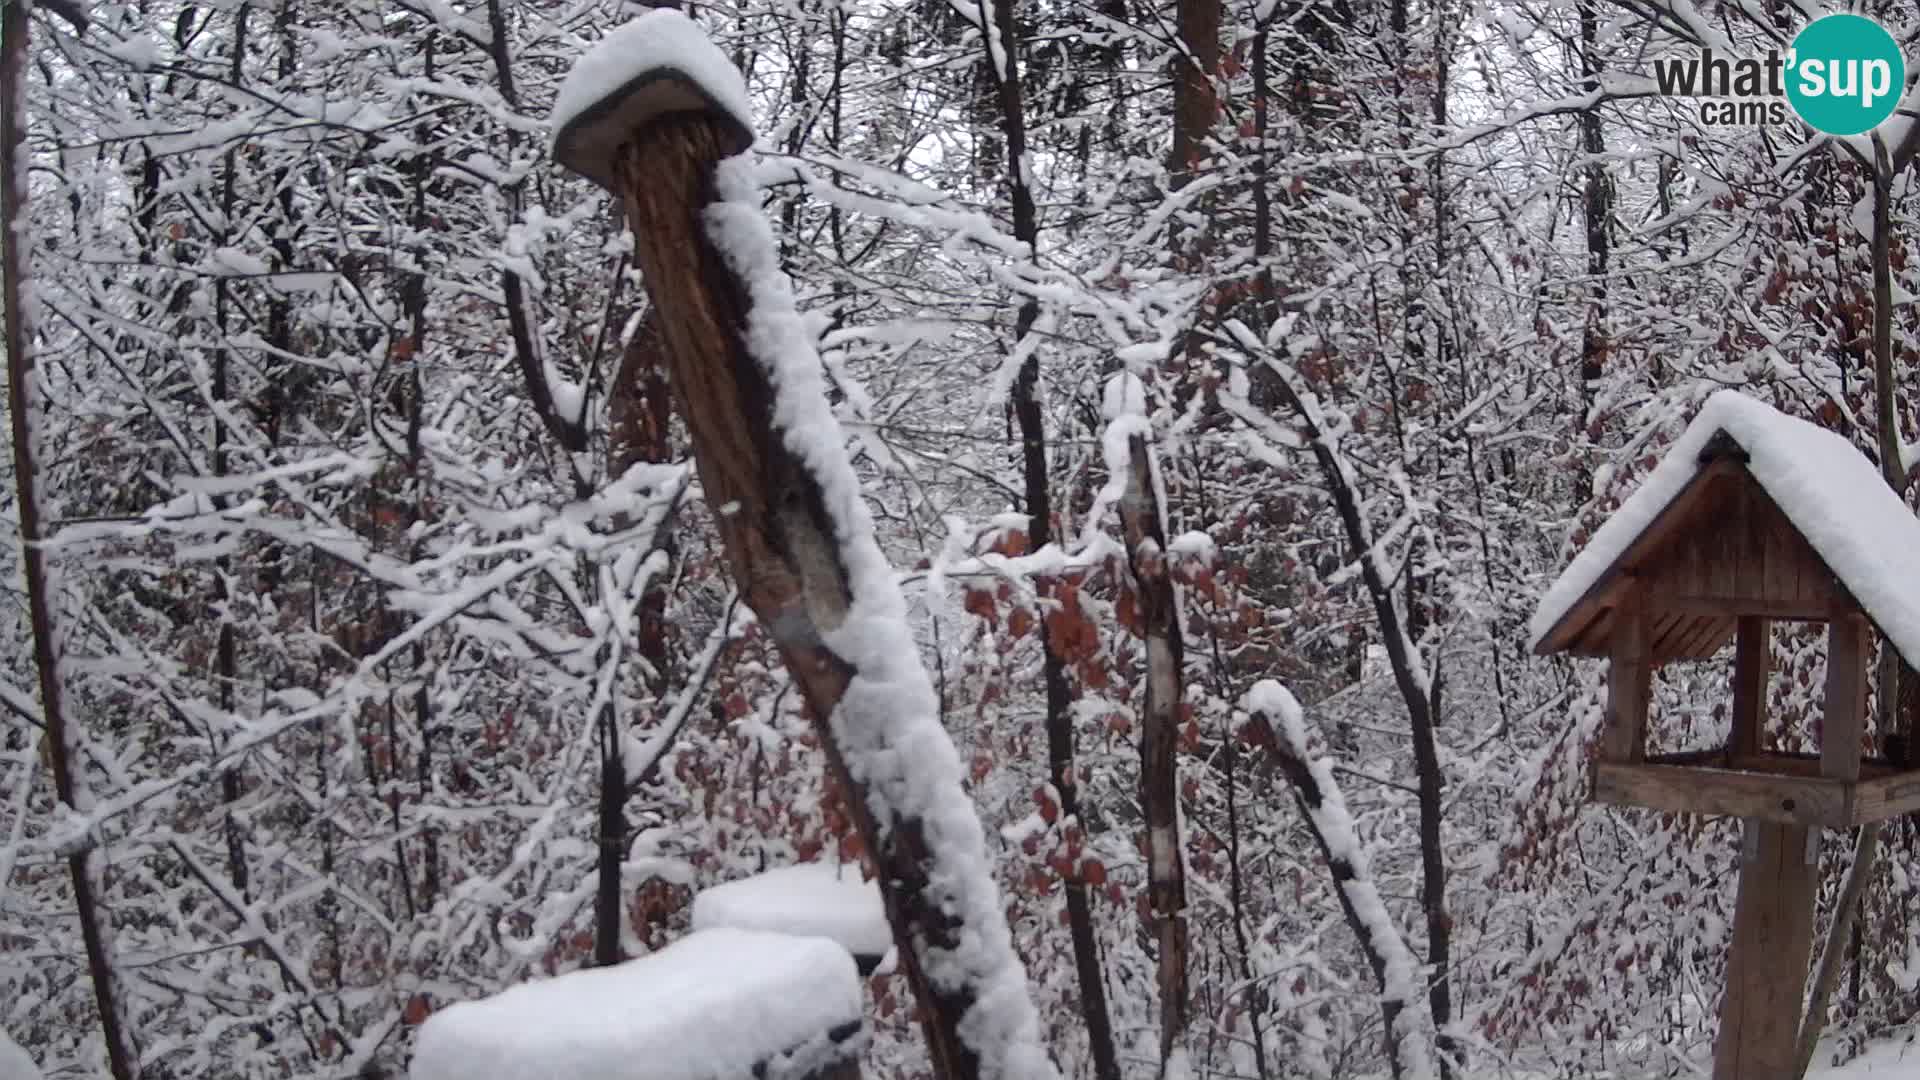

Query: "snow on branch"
(1241, 680), (1436, 1080)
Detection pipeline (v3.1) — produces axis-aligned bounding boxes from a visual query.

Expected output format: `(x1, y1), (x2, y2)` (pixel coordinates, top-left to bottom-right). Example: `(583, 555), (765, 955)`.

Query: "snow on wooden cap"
(691, 862), (894, 973)
(549, 9), (755, 191)
(1530, 390), (1920, 668)
(408, 928), (863, 1080)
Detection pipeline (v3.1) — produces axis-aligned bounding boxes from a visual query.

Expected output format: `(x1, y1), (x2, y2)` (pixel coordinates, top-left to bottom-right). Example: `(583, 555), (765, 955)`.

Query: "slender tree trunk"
(1170, 0), (1219, 185)
(214, 3), (251, 901)
(979, 0), (1121, 1075)
(1255, 360), (1446, 1077)
(1575, 0), (1611, 506)
(594, 317), (680, 966)
(1244, 686), (1435, 1079)
(1117, 429), (1190, 1070)
(3, 7), (140, 1076)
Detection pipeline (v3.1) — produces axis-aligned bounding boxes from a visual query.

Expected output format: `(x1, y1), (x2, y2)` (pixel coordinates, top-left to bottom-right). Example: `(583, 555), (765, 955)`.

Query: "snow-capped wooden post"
(549, 14), (1054, 1080)
(1529, 392), (1920, 1080)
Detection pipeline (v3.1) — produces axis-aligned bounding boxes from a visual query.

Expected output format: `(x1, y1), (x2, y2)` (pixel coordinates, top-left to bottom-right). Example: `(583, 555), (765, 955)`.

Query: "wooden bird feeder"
(1532, 391), (1920, 1079)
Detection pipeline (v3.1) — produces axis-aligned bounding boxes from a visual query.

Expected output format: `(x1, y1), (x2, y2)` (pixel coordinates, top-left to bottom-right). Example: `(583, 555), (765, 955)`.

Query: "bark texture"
(3, 5), (140, 1076)
(1116, 431), (1190, 1068)
(612, 115), (1006, 1080)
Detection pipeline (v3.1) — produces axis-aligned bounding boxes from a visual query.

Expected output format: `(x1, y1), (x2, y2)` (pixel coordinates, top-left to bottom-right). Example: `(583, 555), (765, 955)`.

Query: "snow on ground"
(691, 861), (893, 961)
(1530, 389), (1920, 665)
(1810, 1034), (1920, 1076)
(0, 1030), (40, 1080)
(408, 928), (861, 1080)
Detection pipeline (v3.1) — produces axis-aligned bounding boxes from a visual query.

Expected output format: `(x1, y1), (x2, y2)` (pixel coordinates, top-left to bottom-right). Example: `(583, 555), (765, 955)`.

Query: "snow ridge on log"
(699, 156), (1056, 1080)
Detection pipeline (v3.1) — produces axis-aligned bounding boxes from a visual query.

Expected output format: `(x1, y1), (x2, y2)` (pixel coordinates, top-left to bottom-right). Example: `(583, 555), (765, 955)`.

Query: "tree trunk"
(1116, 430), (1190, 1070)
(1244, 685), (1434, 1079)
(3, 6), (140, 1076)
(979, 0), (1122, 1072)
(1170, 0), (1220, 184)
(1576, 0), (1611, 489)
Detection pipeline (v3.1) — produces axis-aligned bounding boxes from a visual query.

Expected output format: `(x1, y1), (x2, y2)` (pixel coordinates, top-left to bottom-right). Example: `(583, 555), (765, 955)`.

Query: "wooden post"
(552, 83), (1002, 1074)
(1710, 609), (1864, 1078)
(1712, 820), (1818, 1080)
(1602, 598), (1650, 763)
(1729, 616), (1768, 761)
(610, 111), (974, 1071)
(1823, 611), (1868, 783)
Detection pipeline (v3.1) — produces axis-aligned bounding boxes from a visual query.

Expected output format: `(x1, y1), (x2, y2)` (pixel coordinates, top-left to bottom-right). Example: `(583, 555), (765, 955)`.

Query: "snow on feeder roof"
(408, 929), (863, 1080)
(549, 9), (755, 192)
(691, 862), (894, 972)
(1530, 389), (1920, 668)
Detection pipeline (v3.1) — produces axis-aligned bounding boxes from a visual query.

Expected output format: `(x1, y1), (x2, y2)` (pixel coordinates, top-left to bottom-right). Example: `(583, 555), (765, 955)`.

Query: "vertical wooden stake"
(1729, 616), (1769, 762)
(1603, 598), (1650, 763)
(1712, 820), (1818, 1080)
(1823, 611), (1867, 784)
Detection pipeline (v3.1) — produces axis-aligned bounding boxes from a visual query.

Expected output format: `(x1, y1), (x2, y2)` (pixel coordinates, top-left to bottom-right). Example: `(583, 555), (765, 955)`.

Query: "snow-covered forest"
(7, 0), (1920, 1076)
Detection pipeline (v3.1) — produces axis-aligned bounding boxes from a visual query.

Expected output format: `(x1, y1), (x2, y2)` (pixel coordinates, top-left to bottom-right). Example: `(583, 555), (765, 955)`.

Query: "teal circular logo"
(1786, 14), (1905, 135)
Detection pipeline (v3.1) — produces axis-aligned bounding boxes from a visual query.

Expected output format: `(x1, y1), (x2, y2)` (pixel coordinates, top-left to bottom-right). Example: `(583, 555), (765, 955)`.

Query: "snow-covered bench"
(691, 863), (894, 976)
(409, 928), (866, 1080)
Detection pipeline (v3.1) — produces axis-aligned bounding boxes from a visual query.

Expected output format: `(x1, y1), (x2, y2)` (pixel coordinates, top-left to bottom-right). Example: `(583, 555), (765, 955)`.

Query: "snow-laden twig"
(1242, 680), (1437, 1080)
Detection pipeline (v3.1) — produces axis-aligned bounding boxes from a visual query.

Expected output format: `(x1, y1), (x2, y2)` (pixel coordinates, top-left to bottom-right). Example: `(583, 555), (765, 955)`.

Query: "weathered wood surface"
(1597, 757), (1920, 826)
(1539, 462), (1848, 658)
(1600, 596), (1649, 763)
(1823, 609), (1868, 783)
(610, 114), (974, 1079)
(1729, 616), (1768, 760)
(1712, 820), (1817, 1080)
(1593, 762), (1849, 827)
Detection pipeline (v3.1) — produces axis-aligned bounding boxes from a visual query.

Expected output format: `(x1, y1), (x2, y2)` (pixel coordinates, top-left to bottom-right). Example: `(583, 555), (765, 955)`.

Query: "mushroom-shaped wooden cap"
(549, 10), (755, 192)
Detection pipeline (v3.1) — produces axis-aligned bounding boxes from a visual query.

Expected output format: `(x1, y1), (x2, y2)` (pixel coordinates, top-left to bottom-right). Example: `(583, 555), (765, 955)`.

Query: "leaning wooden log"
(550, 13), (1054, 1080)
(409, 928), (867, 1080)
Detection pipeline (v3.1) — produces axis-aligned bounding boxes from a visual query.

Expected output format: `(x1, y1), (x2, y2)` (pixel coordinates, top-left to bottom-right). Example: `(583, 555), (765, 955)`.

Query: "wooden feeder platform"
(1529, 391), (1920, 1080)
(1596, 749), (1920, 828)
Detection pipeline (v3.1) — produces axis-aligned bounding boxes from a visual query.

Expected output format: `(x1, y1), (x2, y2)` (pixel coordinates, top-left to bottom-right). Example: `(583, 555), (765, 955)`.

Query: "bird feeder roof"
(1530, 390), (1920, 667)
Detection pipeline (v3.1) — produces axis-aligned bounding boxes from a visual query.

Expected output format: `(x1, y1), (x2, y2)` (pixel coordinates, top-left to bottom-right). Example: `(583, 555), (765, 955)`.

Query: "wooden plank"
(1850, 769), (1920, 824)
(1571, 605), (1617, 657)
(1674, 615), (1733, 660)
(1602, 599), (1651, 763)
(1724, 751), (1899, 781)
(1645, 748), (1729, 768)
(1712, 820), (1818, 1080)
(1593, 762), (1851, 827)
(1731, 617), (1769, 759)
(1649, 595), (1833, 620)
(1823, 611), (1867, 783)
(1646, 611), (1688, 661)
